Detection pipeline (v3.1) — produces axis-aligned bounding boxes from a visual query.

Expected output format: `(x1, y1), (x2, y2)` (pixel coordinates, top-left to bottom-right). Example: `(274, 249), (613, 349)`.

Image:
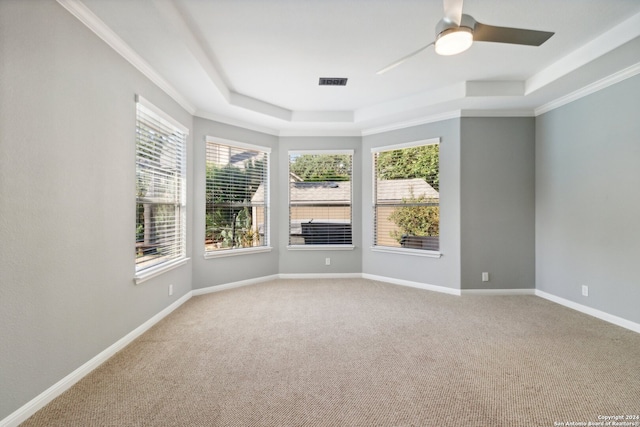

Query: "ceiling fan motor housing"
(435, 14), (477, 38)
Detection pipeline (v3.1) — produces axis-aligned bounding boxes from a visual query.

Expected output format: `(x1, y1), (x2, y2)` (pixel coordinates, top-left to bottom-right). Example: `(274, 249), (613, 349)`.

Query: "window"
(288, 150), (353, 248)
(205, 138), (270, 256)
(135, 96), (188, 281)
(372, 138), (440, 253)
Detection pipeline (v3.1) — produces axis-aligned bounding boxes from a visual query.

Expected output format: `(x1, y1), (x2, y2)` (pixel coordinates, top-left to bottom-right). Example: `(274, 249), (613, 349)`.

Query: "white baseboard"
(191, 274), (280, 296)
(462, 288), (536, 296)
(535, 290), (640, 334)
(279, 273), (363, 280)
(362, 273), (461, 296)
(0, 292), (192, 427)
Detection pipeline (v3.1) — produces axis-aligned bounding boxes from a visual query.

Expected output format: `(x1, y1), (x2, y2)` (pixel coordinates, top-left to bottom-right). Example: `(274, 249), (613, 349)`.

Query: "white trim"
(535, 62), (640, 116)
(136, 95), (190, 134)
(0, 292), (192, 427)
(134, 257), (190, 285)
(194, 110), (280, 136)
(460, 109), (534, 118)
(192, 274), (280, 296)
(287, 245), (355, 251)
(371, 137), (441, 153)
(370, 246), (442, 258)
(279, 128), (363, 137)
(279, 273), (363, 280)
(361, 111), (461, 136)
(204, 136), (272, 154)
(462, 288), (536, 296)
(362, 273), (461, 296)
(535, 290), (640, 334)
(204, 246), (272, 259)
(56, 0), (196, 115)
(289, 149), (355, 155)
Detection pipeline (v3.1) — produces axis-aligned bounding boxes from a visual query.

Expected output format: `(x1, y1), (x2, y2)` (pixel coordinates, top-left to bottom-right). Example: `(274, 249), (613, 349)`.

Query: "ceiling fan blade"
(376, 42), (434, 75)
(473, 22), (554, 46)
(443, 0), (463, 25)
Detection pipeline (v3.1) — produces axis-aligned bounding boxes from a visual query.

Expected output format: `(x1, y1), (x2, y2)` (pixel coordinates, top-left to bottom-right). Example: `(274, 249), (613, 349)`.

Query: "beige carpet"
(22, 279), (640, 426)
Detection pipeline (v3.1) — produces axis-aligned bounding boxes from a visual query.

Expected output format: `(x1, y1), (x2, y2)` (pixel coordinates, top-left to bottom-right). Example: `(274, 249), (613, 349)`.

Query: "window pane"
(374, 143), (439, 251)
(205, 140), (269, 252)
(289, 153), (353, 245)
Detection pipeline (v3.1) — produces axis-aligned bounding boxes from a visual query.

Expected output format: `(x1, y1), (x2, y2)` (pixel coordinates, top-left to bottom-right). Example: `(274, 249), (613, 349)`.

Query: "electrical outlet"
(581, 285), (588, 297)
(168, 284), (173, 296)
(482, 272), (489, 282)
(325, 258), (331, 266)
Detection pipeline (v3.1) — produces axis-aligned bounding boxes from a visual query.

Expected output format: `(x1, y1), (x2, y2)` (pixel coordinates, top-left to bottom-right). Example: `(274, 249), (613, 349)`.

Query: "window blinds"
(135, 98), (187, 273)
(205, 139), (270, 252)
(373, 140), (440, 251)
(288, 151), (353, 246)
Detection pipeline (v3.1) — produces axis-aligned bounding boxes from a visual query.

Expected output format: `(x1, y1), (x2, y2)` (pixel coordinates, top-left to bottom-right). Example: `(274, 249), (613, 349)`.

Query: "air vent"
(319, 77), (348, 86)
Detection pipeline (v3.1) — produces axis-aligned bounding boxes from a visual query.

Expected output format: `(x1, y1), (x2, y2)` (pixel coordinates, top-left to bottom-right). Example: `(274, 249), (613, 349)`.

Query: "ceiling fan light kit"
(435, 27), (473, 55)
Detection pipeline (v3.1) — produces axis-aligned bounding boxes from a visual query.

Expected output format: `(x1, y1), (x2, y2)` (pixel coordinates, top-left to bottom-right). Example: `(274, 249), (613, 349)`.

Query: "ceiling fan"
(377, 0), (554, 74)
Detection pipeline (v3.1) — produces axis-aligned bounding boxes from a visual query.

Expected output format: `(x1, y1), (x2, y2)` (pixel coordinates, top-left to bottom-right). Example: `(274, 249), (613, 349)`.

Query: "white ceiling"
(63, 0), (640, 135)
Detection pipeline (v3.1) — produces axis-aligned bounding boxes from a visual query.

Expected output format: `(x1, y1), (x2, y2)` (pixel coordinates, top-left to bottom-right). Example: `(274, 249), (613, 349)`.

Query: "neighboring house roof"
(376, 178), (438, 202)
(252, 178), (438, 204)
(289, 181), (351, 204)
(252, 181), (351, 204)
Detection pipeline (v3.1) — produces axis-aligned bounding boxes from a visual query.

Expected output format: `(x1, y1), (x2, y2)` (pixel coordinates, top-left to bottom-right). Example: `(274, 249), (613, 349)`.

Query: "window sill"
(134, 257), (190, 285)
(287, 245), (355, 251)
(204, 246), (272, 259)
(370, 246), (442, 258)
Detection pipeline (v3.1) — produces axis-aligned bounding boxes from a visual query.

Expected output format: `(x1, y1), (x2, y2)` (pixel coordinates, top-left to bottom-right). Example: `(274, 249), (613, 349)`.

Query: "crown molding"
(526, 10), (640, 95)
(361, 111), (462, 136)
(535, 62), (640, 116)
(56, 0), (196, 115)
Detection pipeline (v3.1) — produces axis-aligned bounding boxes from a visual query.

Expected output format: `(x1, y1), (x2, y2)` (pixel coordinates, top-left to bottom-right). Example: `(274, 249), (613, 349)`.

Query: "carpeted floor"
(22, 278), (640, 426)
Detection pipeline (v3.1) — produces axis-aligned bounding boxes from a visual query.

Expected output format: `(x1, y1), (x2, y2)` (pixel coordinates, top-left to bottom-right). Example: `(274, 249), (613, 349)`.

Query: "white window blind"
(288, 151), (353, 246)
(135, 98), (187, 274)
(373, 139), (440, 251)
(205, 138), (270, 253)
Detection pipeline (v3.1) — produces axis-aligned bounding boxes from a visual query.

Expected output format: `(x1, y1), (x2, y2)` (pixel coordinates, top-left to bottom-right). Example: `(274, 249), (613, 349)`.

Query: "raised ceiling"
(61, 0), (640, 135)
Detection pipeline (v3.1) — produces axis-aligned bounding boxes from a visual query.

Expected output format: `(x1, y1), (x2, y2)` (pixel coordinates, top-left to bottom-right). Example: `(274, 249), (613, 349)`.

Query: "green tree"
(289, 154), (351, 182)
(376, 144), (439, 191)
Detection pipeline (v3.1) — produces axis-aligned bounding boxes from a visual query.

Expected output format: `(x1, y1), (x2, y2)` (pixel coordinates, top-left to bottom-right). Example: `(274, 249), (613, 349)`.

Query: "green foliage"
(289, 154), (351, 182)
(388, 193), (440, 243)
(205, 157), (265, 249)
(376, 144), (439, 191)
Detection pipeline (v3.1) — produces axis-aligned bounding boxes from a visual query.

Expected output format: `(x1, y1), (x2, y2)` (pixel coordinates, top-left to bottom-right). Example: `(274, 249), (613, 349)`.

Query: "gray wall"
(362, 119), (461, 290)
(536, 74), (640, 324)
(278, 137), (363, 275)
(0, 1), (193, 419)
(460, 118), (536, 290)
(191, 118), (280, 288)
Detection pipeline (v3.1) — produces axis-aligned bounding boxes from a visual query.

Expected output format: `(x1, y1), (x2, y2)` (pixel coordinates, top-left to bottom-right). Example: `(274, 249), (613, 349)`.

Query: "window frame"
(134, 95), (189, 284)
(287, 149), (355, 251)
(204, 137), (272, 259)
(371, 138), (442, 258)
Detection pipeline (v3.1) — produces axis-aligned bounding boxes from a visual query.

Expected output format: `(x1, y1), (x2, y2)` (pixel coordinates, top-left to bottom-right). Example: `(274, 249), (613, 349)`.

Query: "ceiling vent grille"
(319, 77), (348, 86)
